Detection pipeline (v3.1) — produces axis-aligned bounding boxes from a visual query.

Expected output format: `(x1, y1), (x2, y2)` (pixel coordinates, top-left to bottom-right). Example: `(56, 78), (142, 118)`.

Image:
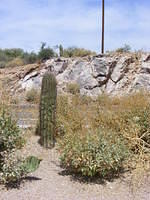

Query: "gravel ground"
(0, 135), (150, 200)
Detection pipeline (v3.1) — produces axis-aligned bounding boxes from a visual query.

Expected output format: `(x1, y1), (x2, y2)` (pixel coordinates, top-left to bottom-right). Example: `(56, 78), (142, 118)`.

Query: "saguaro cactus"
(39, 72), (57, 148)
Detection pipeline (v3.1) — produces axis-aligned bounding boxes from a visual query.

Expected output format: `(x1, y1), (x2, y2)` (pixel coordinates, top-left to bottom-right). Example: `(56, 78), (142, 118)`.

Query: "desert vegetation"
(0, 70), (150, 191)
(39, 72), (57, 148)
(26, 88), (40, 103)
(0, 48), (38, 68)
(56, 93), (150, 179)
(0, 109), (41, 185)
(0, 83), (41, 186)
(0, 44), (96, 68)
(58, 45), (96, 57)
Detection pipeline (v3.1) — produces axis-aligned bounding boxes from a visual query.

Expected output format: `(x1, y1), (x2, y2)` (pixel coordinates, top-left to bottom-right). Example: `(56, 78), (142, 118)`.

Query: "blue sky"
(0, 0), (150, 52)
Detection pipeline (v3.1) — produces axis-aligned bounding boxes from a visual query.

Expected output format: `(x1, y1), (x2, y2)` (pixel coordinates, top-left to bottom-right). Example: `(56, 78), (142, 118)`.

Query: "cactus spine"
(39, 72), (57, 148)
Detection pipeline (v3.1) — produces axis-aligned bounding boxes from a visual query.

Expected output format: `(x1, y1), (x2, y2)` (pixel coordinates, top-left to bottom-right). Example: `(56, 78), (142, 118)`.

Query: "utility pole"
(101, 0), (105, 54)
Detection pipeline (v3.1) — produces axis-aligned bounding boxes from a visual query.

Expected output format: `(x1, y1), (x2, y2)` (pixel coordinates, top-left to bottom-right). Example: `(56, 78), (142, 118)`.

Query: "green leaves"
(59, 130), (129, 178)
(0, 111), (24, 152)
(0, 111), (41, 184)
(23, 156), (42, 173)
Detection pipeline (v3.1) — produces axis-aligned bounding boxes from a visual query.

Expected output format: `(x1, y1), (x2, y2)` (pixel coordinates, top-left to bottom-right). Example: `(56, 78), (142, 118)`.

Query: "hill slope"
(0, 52), (150, 96)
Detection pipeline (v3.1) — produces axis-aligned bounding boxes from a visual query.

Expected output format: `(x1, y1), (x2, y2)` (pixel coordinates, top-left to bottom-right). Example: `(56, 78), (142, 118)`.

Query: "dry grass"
(57, 92), (150, 181)
(25, 88), (40, 103)
(66, 83), (80, 95)
(0, 81), (12, 112)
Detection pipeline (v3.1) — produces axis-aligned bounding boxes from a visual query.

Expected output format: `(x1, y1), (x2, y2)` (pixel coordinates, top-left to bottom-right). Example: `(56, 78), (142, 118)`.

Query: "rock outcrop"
(1, 52), (150, 97)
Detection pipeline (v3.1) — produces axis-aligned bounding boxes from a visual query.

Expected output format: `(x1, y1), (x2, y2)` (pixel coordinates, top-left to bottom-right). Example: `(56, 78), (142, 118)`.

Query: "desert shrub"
(66, 83), (80, 95)
(59, 130), (129, 177)
(22, 52), (38, 64)
(4, 48), (24, 58)
(26, 88), (40, 103)
(0, 48), (37, 68)
(0, 61), (6, 68)
(0, 48), (39, 67)
(38, 48), (55, 61)
(94, 92), (150, 154)
(5, 57), (24, 68)
(0, 49), (11, 62)
(135, 108), (150, 145)
(0, 111), (40, 184)
(57, 92), (150, 178)
(0, 111), (24, 153)
(0, 153), (41, 184)
(38, 43), (56, 61)
(0, 50), (10, 68)
(63, 47), (96, 57)
(0, 111), (24, 183)
(116, 44), (131, 53)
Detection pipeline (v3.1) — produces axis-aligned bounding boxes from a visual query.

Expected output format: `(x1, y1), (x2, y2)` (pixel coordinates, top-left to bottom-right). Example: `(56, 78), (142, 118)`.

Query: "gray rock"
(14, 53), (150, 96)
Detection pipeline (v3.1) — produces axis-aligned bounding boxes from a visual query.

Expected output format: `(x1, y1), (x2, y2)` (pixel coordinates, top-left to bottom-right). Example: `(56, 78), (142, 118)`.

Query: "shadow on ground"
(57, 164), (129, 185)
(5, 176), (42, 190)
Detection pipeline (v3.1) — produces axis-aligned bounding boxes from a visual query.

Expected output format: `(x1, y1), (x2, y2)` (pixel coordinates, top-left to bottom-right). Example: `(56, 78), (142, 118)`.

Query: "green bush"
(0, 45), (96, 67)
(0, 61), (6, 68)
(0, 50), (9, 62)
(0, 111), (24, 153)
(0, 111), (41, 184)
(0, 48), (38, 68)
(0, 49), (10, 68)
(59, 130), (129, 177)
(0, 153), (41, 184)
(22, 52), (38, 64)
(38, 48), (55, 61)
(4, 48), (24, 58)
(0, 111), (24, 183)
(38, 43), (56, 61)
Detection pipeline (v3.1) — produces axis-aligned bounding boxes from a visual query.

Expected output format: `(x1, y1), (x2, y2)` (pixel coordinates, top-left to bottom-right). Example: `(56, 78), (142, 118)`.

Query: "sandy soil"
(0, 134), (150, 200)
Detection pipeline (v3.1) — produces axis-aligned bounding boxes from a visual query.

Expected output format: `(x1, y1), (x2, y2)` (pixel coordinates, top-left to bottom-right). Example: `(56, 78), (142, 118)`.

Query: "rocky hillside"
(1, 52), (150, 97)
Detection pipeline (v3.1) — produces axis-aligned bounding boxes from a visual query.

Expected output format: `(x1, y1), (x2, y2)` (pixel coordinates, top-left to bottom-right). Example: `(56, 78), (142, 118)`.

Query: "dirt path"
(0, 134), (150, 200)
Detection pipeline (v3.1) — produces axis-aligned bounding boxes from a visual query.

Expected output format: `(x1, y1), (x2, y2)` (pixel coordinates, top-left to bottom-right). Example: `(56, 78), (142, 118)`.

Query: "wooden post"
(101, 0), (105, 54)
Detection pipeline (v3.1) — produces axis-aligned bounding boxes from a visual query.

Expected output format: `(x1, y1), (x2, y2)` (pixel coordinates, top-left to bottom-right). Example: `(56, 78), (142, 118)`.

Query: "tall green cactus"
(39, 72), (57, 148)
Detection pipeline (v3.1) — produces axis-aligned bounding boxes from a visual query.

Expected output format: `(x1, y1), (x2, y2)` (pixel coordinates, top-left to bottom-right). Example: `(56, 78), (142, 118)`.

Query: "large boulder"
(6, 52), (150, 97)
